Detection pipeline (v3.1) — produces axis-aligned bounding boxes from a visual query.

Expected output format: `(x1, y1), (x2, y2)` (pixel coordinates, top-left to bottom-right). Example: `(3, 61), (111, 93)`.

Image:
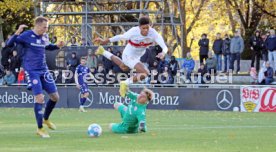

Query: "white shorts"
(122, 44), (146, 69)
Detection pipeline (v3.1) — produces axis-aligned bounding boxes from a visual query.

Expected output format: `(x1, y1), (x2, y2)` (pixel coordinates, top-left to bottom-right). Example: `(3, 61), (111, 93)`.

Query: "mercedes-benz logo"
(216, 90), (233, 110)
(78, 89), (93, 108)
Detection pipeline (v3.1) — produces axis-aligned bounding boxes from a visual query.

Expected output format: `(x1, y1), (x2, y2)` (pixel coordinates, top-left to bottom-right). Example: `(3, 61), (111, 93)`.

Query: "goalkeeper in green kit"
(109, 83), (154, 134)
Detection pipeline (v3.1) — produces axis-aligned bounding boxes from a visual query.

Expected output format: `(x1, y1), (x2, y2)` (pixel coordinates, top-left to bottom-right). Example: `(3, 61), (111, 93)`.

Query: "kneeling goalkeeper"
(109, 85), (154, 134)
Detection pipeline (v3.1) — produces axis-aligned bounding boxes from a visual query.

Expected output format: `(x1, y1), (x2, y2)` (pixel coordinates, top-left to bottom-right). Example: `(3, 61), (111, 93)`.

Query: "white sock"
(103, 51), (113, 60)
(124, 77), (133, 85)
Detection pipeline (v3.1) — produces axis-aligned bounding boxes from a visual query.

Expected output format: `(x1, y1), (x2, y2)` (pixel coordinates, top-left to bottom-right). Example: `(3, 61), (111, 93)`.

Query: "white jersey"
(109, 26), (168, 57)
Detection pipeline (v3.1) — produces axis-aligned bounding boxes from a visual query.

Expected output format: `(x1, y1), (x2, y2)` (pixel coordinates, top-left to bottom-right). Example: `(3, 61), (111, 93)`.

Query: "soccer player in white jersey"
(94, 16), (168, 96)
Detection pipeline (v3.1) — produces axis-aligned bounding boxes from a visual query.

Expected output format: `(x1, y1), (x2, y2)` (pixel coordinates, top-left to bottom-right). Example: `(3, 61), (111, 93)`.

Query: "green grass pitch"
(0, 108), (276, 152)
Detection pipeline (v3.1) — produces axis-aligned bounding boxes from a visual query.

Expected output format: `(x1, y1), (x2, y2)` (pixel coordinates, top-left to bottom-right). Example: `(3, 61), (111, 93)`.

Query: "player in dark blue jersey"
(7, 17), (65, 138)
(74, 57), (92, 112)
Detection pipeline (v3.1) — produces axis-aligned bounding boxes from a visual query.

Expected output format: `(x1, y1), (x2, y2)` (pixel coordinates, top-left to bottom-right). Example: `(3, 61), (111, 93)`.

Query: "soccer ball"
(87, 123), (102, 137)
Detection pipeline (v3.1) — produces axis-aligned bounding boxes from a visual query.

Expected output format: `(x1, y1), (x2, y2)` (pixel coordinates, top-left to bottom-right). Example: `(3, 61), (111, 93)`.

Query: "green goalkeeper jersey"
(122, 91), (147, 132)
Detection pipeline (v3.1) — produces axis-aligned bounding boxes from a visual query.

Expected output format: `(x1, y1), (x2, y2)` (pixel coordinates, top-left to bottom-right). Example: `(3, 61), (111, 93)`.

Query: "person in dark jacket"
(198, 33), (209, 64)
(66, 52), (79, 83)
(168, 56), (179, 77)
(264, 62), (274, 85)
(266, 29), (276, 73)
(9, 50), (21, 80)
(157, 57), (169, 73)
(1, 42), (13, 70)
(102, 47), (114, 73)
(259, 61), (274, 85)
(260, 34), (268, 62)
(222, 34), (231, 72)
(250, 30), (262, 72)
(213, 33), (223, 72)
(197, 63), (207, 84)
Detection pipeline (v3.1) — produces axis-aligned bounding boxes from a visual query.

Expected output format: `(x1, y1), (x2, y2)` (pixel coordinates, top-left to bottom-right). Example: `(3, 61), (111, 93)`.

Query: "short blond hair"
(34, 16), (48, 25)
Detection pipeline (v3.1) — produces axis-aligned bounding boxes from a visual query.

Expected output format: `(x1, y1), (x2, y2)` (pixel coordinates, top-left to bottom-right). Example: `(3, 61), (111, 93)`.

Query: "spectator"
(86, 49), (98, 69)
(206, 52), (217, 77)
(260, 34), (268, 62)
(9, 50), (21, 80)
(70, 37), (79, 46)
(198, 33), (209, 64)
(182, 52), (195, 82)
(0, 65), (5, 85)
(3, 70), (15, 85)
(148, 60), (159, 84)
(168, 56), (179, 77)
(102, 47), (114, 73)
(160, 66), (174, 84)
(157, 57), (169, 73)
(50, 36), (57, 44)
(259, 61), (274, 85)
(197, 63), (207, 84)
(80, 38), (90, 46)
(249, 67), (258, 84)
(230, 30), (244, 74)
(1, 41), (13, 70)
(213, 33), (223, 72)
(96, 63), (107, 84)
(17, 67), (25, 84)
(222, 34), (231, 73)
(265, 29), (276, 74)
(250, 30), (262, 72)
(264, 61), (274, 85)
(106, 69), (116, 84)
(66, 52), (79, 83)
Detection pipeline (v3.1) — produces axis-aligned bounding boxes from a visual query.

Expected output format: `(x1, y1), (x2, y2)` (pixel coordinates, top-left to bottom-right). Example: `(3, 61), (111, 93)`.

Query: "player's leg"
(95, 46), (129, 71)
(114, 102), (128, 119)
(42, 71), (59, 130)
(29, 71), (49, 138)
(79, 92), (89, 112)
(109, 123), (127, 134)
(79, 84), (89, 112)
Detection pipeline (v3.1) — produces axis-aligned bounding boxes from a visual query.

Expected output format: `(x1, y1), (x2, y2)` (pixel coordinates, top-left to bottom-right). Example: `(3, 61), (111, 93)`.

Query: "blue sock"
(34, 103), (44, 129)
(80, 97), (87, 106)
(44, 99), (57, 120)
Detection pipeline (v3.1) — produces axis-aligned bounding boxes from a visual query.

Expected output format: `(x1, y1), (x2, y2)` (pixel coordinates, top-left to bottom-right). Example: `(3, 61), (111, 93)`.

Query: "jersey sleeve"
(45, 44), (59, 50)
(137, 111), (147, 132)
(109, 27), (136, 42)
(152, 29), (168, 54)
(7, 32), (28, 47)
(126, 90), (138, 101)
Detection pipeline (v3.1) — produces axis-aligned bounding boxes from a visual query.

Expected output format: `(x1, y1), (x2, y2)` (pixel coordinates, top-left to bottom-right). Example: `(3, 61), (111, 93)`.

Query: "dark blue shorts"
(80, 83), (89, 94)
(28, 70), (57, 95)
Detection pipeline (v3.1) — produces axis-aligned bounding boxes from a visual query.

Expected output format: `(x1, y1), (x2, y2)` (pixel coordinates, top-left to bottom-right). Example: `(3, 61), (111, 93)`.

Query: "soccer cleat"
(37, 128), (50, 138)
(79, 106), (87, 112)
(95, 46), (105, 55)
(43, 120), (57, 130)
(119, 81), (128, 97)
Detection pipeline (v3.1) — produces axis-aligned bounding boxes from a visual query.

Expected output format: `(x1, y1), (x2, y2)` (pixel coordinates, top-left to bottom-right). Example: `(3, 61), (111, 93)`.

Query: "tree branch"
(227, 0), (247, 28)
(187, 0), (205, 34)
(253, 1), (276, 18)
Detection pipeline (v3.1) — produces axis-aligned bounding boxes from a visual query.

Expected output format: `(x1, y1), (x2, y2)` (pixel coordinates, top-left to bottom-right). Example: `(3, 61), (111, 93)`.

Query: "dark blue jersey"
(7, 30), (59, 71)
(76, 64), (90, 85)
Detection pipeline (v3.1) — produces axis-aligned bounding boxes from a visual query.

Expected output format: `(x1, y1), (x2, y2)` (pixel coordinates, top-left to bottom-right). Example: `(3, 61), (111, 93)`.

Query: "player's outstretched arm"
(7, 24), (28, 47)
(45, 41), (65, 50)
(154, 30), (168, 59)
(94, 38), (110, 45)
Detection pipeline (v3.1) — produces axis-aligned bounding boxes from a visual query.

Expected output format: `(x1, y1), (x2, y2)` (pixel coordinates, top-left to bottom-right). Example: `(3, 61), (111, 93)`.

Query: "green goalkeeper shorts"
(111, 123), (138, 134)
(111, 104), (138, 134)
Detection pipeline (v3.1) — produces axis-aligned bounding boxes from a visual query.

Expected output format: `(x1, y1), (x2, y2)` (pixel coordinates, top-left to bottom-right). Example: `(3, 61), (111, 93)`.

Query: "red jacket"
(17, 70), (25, 84)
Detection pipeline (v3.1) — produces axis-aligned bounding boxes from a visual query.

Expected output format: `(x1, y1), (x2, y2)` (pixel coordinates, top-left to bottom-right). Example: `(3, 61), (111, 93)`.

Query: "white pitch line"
(0, 125), (276, 135)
